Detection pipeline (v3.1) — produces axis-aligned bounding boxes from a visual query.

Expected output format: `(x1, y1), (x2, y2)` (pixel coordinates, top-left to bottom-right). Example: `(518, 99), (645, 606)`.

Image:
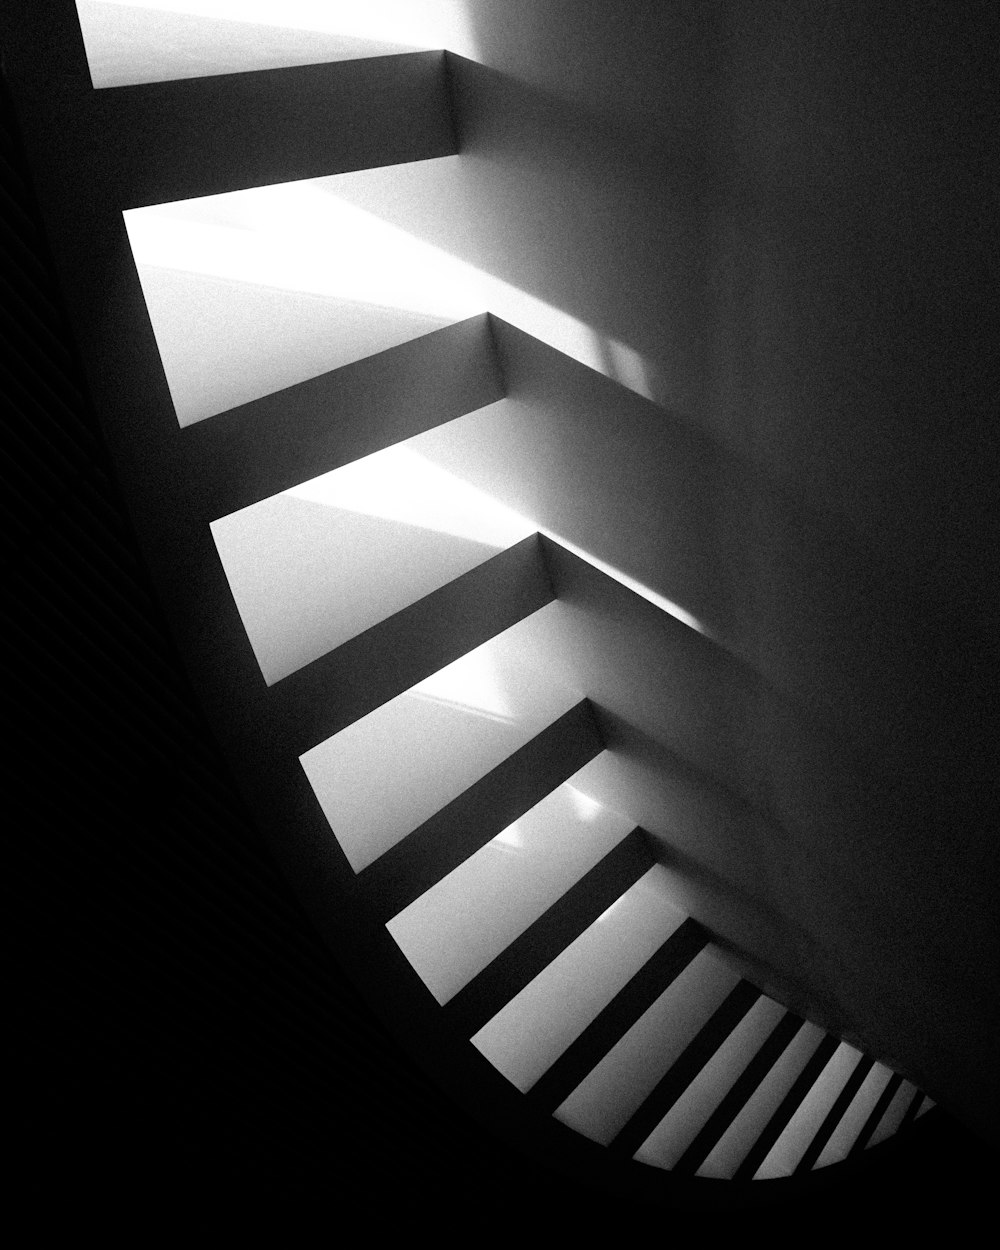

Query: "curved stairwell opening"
(9, 0), (990, 1209)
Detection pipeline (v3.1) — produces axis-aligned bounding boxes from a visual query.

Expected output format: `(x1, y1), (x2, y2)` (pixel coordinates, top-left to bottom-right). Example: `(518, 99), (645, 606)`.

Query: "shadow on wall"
(311, 33), (996, 783)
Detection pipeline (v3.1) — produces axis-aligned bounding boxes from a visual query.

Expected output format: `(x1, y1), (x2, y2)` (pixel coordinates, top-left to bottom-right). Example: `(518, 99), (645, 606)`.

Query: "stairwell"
(8, 0), (975, 1198)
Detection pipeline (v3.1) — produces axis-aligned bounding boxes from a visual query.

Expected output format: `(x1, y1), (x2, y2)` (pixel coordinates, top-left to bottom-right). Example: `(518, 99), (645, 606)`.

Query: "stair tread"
(358, 699), (604, 919)
(272, 534), (553, 752)
(436, 824), (652, 1030)
(514, 895), (706, 1109)
(181, 316), (503, 519)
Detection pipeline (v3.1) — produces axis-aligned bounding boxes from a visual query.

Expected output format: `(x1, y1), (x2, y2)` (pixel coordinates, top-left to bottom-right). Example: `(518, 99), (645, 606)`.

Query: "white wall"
(75, 2), (478, 86)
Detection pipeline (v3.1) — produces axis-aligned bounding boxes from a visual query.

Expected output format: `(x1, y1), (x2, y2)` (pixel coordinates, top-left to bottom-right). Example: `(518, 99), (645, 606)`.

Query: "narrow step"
(749, 1040), (864, 1178)
(211, 423), (538, 685)
(436, 826), (654, 1034)
(468, 867), (703, 1102)
(849, 1072), (905, 1157)
(608, 979), (762, 1159)
(794, 1054), (876, 1173)
(551, 952), (748, 1148)
(694, 1022), (826, 1178)
(181, 316), (503, 521)
(629, 993), (788, 1170)
(811, 1061), (896, 1169)
(383, 757), (645, 1014)
(272, 535), (553, 754)
(298, 599), (588, 877)
(671, 1011), (806, 1176)
(95, 52), (457, 209)
(732, 1034), (841, 1179)
(864, 1077), (920, 1149)
(523, 915), (710, 1115)
(359, 699), (603, 922)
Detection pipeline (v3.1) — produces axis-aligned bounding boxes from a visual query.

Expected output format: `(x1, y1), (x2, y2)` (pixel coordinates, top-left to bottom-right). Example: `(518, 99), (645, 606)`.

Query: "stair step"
(672, 1011), (805, 1175)
(522, 915), (709, 1115)
(359, 700), (603, 921)
(794, 1054), (876, 1173)
(182, 316), (503, 519)
(751, 1040), (865, 1178)
(95, 52), (457, 209)
(630, 993), (788, 1169)
(696, 1023), (826, 1177)
(609, 980), (761, 1159)
(732, 1032), (840, 1179)
(383, 757), (640, 1006)
(812, 1062), (895, 1169)
(865, 1078), (919, 1149)
(433, 824), (653, 1032)
(272, 534), (553, 753)
(470, 866), (698, 1099)
(212, 432), (537, 686)
(849, 1072), (905, 1156)
(554, 950), (746, 1147)
(299, 600), (587, 874)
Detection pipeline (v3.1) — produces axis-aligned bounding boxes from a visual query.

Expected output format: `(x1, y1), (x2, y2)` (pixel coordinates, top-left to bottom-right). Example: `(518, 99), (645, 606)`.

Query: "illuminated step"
(121, 161), (488, 426)
(791, 1054), (876, 1173)
(865, 1078), (920, 1148)
(752, 1041), (866, 1178)
(729, 1031), (838, 1179)
(472, 867), (698, 1096)
(382, 756), (644, 1010)
(674, 1011), (806, 1175)
(359, 700), (603, 922)
(212, 426), (539, 685)
(690, 1020), (855, 1175)
(628, 994), (788, 1168)
(124, 152), (669, 429)
(181, 316), (503, 521)
(523, 916), (710, 1115)
(556, 952), (749, 1148)
(271, 535), (553, 755)
(300, 600), (594, 876)
(386, 763), (637, 1006)
(96, 52), (456, 209)
(812, 1062), (896, 1169)
(439, 828), (654, 1038)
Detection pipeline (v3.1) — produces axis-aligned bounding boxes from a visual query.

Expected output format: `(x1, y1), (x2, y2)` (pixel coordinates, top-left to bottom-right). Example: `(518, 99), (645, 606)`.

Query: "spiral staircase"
(4, 1), (944, 1200)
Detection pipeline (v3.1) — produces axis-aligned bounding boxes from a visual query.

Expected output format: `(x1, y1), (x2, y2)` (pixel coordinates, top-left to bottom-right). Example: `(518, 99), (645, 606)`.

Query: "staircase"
(278, 539), (934, 1180)
(6, 1), (936, 1193)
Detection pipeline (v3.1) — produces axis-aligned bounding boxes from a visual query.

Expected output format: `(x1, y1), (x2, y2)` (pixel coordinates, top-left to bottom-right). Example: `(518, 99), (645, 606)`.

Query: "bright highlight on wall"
(77, 0), (480, 70)
(123, 163), (657, 419)
(284, 446), (533, 552)
(284, 446), (704, 631)
(128, 165), (702, 636)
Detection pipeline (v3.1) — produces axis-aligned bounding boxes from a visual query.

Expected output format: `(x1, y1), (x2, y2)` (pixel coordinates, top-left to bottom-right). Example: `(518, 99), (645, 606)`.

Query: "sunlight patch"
(81, 0), (479, 56)
(284, 446), (535, 550)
